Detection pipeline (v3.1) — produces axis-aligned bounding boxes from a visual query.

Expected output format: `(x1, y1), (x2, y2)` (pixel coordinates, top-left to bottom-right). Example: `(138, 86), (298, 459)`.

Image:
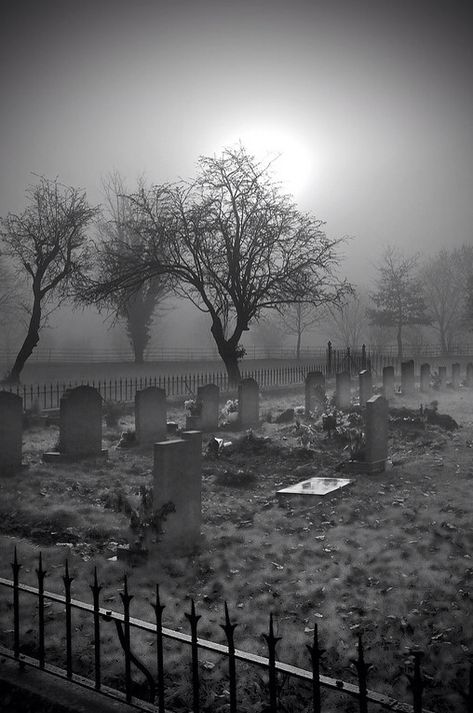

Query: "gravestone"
(135, 387), (167, 444)
(153, 431), (202, 553)
(438, 366), (447, 388)
(238, 378), (259, 427)
(420, 363), (431, 393)
(466, 363), (473, 387)
(54, 386), (104, 459)
(335, 372), (351, 409)
(305, 371), (325, 415)
(358, 370), (372, 407)
(451, 363), (461, 388)
(277, 477), (351, 500)
(382, 366), (395, 401)
(197, 384), (219, 431)
(0, 391), (23, 473)
(401, 360), (415, 395)
(365, 394), (388, 473)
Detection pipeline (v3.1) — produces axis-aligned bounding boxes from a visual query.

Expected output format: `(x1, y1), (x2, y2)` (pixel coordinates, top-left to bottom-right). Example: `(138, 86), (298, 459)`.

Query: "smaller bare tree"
(280, 302), (321, 359)
(0, 177), (98, 383)
(324, 291), (366, 351)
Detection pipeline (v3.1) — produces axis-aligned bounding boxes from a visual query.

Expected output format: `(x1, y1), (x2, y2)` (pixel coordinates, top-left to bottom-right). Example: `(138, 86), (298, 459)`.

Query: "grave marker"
(238, 378), (259, 427)
(359, 370), (372, 407)
(451, 363), (461, 388)
(438, 366), (447, 388)
(197, 384), (219, 431)
(0, 391), (23, 473)
(466, 362), (473, 387)
(365, 394), (388, 473)
(382, 366), (395, 401)
(305, 371), (325, 415)
(420, 363), (431, 393)
(135, 387), (167, 444)
(401, 360), (415, 395)
(335, 371), (351, 409)
(57, 386), (105, 459)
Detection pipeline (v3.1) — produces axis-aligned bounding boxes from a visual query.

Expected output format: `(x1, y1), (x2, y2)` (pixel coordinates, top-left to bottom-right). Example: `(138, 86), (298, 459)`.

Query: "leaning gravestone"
(335, 371), (351, 409)
(305, 371), (325, 415)
(135, 387), (167, 444)
(382, 366), (395, 401)
(365, 394), (388, 473)
(153, 431), (202, 553)
(0, 391), (23, 473)
(401, 360), (415, 395)
(358, 370), (372, 407)
(197, 384), (219, 431)
(467, 363), (473, 387)
(420, 363), (431, 393)
(451, 363), (461, 388)
(44, 386), (105, 460)
(438, 366), (447, 388)
(238, 378), (259, 427)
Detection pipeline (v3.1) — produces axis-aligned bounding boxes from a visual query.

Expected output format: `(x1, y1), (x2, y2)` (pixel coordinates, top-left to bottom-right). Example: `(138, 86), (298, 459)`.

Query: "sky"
(1, 0), (473, 348)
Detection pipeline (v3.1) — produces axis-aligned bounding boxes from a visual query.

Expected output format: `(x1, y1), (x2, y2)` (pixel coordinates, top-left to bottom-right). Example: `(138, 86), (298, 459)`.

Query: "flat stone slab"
(277, 477), (351, 498)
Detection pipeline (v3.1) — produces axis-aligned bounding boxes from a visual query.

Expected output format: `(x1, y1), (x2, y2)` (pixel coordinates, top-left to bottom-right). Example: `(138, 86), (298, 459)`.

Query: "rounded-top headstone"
(0, 391), (23, 470)
(59, 385), (103, 457)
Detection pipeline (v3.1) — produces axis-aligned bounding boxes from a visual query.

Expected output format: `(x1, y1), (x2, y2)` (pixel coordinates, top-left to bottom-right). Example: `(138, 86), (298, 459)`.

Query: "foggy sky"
(1, 0), (472, 285)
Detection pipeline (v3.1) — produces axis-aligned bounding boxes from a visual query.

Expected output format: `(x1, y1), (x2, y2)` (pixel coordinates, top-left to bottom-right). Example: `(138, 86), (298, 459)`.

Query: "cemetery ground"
(1, 385), (473, 712)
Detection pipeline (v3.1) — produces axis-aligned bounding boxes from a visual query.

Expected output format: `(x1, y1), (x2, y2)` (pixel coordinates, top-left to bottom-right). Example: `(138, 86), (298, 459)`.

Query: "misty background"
(1, 0), (472, 361)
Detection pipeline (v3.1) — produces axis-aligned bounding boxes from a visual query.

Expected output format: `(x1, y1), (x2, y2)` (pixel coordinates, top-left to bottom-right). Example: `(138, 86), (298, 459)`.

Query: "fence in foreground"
(1, 551), (461, 713)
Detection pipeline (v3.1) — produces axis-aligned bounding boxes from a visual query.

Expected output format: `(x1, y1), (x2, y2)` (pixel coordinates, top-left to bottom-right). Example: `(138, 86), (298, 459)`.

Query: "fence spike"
(152, 584), (166, 713)
(350, 634), (371, 713)
(306, 623), (325, 713)
(185, 599), (201, 713)
(263, 613), (281, 713)
(89, 566), (102, 690)
(119, 573), (133, 703)
(406, 648), (424, 713)
(220, 602), (238, 713)
(63, 558), (73, 679)
(11, 547), (21, 659)
(36, 552), (47, 669)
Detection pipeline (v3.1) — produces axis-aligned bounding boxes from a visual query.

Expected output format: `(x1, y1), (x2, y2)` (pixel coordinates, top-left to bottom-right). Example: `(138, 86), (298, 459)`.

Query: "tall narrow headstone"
(305, 371), (325, 415)
(153, 432), (202, 553)
(401, 360), (415, 395)
(135, 387), (167, 444)
(466, 363), (473, 387)
(438, 366), (447, 388)
(59, 386), (103, 458)
(365, 395), (388, 473)
(335, 371), (351, 409)
(358, 370), (372, 407)
(382, 366), (395, 401)
(420, 363), (431, 393)
(451, 363), (461, 388)
(238, 378), (259, 427)
(197, 384), (219, 431)
(0, 391), (23, 473)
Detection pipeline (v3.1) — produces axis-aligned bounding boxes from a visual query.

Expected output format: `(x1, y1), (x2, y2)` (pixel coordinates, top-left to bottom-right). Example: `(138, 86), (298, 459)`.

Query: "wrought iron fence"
(1, 550), (459, 713)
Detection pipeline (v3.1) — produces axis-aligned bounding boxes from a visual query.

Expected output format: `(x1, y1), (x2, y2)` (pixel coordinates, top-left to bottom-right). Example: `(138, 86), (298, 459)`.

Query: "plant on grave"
(103, 400), (125, 427)
(184, 398), (202, 416)
(129, 485), (175, 538)
(348, 429), (366, 460)
(221, 398), (238, 416)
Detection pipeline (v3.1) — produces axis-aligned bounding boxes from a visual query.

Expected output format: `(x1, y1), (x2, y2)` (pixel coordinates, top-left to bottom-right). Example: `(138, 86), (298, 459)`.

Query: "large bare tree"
(85, 147), (349, 383)
(367, 245), (430, 359)
(0, 177), (98, 383)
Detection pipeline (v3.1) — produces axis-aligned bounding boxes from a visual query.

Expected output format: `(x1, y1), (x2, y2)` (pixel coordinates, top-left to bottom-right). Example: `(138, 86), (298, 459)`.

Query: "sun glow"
(217, 124), (315, 198)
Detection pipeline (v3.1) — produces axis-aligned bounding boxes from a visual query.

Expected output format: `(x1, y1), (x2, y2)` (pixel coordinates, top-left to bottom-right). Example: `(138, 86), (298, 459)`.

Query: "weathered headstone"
(466, 363), (473, 387)
(382, 366), (395, 401)
(197, 384), (219, 431)
(335, 371), (351, 409)
(438, 366), (447, 388)
(305, 371), (325, 415)
(358, 370), (372, 407)
(401, 360), (415, 395)
(153, 431), (202, 553)
(238, 378), (259, 427)
(365, 394), (388, 473)
(420, 363), (431, 393)
(135, 387), (167, 444)
(0, 391), (23, 473)
(451, 363), (461, 388)
(53, 386), (105, 459)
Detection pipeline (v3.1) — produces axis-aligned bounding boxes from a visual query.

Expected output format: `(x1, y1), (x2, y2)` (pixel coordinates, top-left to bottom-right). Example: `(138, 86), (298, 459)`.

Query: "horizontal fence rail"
(0, 552), (457, 713)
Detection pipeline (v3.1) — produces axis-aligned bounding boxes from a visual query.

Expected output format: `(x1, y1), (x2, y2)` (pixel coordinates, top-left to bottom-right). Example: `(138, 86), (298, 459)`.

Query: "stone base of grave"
(116, 543), (149, 565)
(339, 459), (386, 474)
(277, 477), (351, 501)
(166, 421), (179, 434)
(42, 449), (108, 463)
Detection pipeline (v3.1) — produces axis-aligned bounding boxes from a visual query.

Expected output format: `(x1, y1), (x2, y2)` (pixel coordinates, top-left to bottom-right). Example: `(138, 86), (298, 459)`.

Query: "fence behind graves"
(1, 551), (465, 713)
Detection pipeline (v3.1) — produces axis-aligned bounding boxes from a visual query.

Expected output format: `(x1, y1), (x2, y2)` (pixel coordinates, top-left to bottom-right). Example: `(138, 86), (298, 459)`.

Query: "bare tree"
(0, 177), (98, 383)
(421, 246), (473, 355)
(367, 245), (430, 359)
(85, 146), (350, 383)
(324, 291), (366, 351)
(280, 302), (321, 359)
(93, 173), (170, 363)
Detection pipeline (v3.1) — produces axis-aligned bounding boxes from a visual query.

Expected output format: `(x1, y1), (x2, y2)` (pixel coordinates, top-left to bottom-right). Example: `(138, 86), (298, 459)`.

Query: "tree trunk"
(210, 318), (242, 387)
(396, 324), (403, 360)
(5, 294), (41, 384)
(133, 341), (145, 364)
(296, 331), (301, 360)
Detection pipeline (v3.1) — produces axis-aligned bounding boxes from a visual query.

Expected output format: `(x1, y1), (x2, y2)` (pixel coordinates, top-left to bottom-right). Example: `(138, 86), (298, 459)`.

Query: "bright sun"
(218, 124), (314, 198)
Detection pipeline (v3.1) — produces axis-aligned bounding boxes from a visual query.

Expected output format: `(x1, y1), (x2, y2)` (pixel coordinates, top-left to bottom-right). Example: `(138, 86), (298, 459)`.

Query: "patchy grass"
(1, 385), (473, 712)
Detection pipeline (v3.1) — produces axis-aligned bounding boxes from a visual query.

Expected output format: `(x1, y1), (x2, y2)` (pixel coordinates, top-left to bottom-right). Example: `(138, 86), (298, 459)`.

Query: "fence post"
(90, 567), (102, 690)
(63, 559), (73, 679)
(306, 623), (324, 713)
(351, 634), (371, 713)
(221, 602), (238, 713)
(153, 584), (166, 713)
(327, 341), (332, 376)
(36, 553), (47, 669)
(408, 649), (424, 713)
(120, 574), (133, 703)
(11, 547), (21, 659)
(263, 613), (281, 713)
(185, 599), (201, 713)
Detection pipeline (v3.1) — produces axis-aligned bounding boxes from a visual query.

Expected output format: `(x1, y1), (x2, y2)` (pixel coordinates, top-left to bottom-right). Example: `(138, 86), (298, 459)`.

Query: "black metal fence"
(1, 551), (460, 713)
